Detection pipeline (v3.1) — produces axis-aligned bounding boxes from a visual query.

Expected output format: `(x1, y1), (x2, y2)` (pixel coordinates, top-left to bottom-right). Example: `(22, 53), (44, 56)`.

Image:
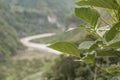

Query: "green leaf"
(75, 7), (100, 27)
(107, 69), (120, 74)
(96, 49), (120, 57)
(116, 0), (120, 5)
(108, 41), (120, 48)
(80, 53), (95, 64)
(104, 22), (120, 42)
(76, 0), (119, 10)
(89, 40), (103, 52)
(48, 42), (80, 57)
(107, 33), (120, 48)
(78, 41), (94, 50)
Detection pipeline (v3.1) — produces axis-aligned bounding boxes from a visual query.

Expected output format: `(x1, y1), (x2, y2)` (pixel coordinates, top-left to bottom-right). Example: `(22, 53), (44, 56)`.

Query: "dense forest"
(0, 0), (21, 60)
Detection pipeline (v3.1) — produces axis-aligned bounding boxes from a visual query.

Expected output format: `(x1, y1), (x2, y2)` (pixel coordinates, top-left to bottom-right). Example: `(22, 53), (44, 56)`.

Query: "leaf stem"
(100, 17), (111, 26)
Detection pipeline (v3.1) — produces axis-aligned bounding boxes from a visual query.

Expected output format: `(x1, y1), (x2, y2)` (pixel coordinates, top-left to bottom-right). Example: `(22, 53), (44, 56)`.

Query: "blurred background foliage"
(0, 0), (119, 80)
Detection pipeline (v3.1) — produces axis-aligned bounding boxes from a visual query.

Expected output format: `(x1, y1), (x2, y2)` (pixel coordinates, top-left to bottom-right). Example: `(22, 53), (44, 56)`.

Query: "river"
(20, 33), (61, 55)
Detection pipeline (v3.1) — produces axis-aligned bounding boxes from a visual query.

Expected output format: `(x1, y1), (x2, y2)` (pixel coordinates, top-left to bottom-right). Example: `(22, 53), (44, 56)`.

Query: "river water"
(20, 33), (61, 55)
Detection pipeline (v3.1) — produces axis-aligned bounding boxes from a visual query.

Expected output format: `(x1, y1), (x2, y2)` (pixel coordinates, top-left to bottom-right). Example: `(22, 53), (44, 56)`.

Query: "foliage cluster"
(49, 0), (120, 79)
(43, 56), (120, 80)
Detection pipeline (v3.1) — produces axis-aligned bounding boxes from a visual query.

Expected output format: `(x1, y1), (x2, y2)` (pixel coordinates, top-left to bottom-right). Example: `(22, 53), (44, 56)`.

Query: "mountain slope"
(0, 1), (22, 62)
(6, 0), (76, 23)
(1, 0), (77, 38)
(0, 18), (21, 59)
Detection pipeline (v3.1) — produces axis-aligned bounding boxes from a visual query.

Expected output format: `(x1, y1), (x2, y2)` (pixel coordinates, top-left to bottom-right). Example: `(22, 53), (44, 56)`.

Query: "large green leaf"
(76, 0), (119, 10)
(75, 7), (100, 27)
(104, 22), (120, 42)
(78, 41), (94, 50)
(96, 49), (120, 57)
(48, 42), (80, 57)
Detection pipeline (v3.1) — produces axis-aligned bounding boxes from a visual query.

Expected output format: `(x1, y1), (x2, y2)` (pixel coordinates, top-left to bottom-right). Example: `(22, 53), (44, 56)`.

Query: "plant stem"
(93, 65), (97, 80)
(100, 17), (111, 26)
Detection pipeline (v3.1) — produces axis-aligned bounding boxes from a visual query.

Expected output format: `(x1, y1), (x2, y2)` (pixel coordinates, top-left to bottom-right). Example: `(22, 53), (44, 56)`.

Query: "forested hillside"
(1, 0), (76, 37)
(2, 8), (58, 37)
(0, 19), (21, 55)
(0, 0), (22, 60)
(0, 4), (58, 37)
(6, 0), (75, 23)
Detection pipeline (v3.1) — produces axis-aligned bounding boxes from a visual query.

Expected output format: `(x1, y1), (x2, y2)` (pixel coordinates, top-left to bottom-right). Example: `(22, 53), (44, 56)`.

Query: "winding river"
(20, 33), (61, 55)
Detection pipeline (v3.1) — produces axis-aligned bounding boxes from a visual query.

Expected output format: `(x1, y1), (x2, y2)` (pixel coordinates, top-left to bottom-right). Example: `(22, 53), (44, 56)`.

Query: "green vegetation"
(49, 0), (120, 79)
(0, 13), (22, 65)
(1, 0), (120, 80)
(0, 6), (26, 79)
(1, 5), (58, 37)
(43, 55), (120, 80)
(0, 0), (22, 58)
(43, 56), (100, 80)
(0, 59), (44, 80)
(0, 0), (80, 80)
(1, 0), (77, 37)
(0, 0), (77, 58)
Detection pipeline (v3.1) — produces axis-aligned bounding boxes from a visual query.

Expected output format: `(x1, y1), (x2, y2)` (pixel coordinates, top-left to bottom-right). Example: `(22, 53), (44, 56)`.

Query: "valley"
(0, 0), (78, 80)
(1, 0), (119, 80)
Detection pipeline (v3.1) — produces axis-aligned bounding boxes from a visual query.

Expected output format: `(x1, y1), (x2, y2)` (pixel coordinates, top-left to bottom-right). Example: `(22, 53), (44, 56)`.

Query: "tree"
(48, 0), (120, 79)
